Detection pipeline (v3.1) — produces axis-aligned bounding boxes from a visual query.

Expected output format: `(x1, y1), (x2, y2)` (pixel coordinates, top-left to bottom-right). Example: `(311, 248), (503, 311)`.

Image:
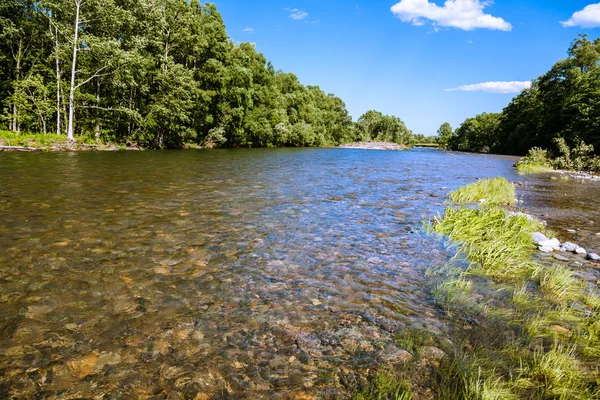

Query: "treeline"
(440, 35), (600, 157)
(0, 0), (413, 149)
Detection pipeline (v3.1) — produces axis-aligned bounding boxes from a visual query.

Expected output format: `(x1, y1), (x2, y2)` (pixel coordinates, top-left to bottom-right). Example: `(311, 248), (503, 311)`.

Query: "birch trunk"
(67, 0), (81, 141)
(54, 23), (61, 135)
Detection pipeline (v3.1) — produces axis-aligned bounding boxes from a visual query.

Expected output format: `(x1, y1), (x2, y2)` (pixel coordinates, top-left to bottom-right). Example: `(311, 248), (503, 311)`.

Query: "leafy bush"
(552, 137), (600, 172)
(515, 147), (554, 174)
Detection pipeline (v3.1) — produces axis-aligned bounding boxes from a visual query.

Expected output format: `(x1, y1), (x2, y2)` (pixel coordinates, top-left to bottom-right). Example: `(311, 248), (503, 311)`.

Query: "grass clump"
(449, 177), (516, 206)
(515, 147), (554, 175)
(539, 266), (583, 302)
(353, 372), (413, 400)
(433, 206), (542, 280)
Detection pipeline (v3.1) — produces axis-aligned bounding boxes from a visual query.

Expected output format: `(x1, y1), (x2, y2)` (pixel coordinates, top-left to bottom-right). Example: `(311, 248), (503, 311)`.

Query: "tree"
(437, 122), (453, 149)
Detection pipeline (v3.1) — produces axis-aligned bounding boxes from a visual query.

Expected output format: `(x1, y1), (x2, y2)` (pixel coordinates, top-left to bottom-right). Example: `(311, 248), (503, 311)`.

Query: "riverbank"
(412, 178), (600, 399)
(0, 132), (140, 152)
(337, 142), (409, 150)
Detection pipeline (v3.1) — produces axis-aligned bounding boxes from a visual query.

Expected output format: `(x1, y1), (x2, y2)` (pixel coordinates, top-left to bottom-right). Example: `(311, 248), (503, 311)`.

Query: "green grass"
(426, 178), (600, 399)
(515, 162), (555, 175)
(0, 130), (128, 150)
(353, 372), (413, 400)
(433, 206), (542, 280)
(449, 177), (516, 206)
(0, 130), (68, 146)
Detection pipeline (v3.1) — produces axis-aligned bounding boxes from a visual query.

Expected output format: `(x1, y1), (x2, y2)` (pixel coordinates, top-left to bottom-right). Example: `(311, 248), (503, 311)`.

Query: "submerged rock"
(419, 346), (446, 362)
(554, 254), (569, 262)
(587, 253), (600, 261)
(560, 242), (578, 252)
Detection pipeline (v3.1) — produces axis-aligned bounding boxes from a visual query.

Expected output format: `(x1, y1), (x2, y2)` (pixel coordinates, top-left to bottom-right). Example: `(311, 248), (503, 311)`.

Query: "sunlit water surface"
(2, 148), (597, 398)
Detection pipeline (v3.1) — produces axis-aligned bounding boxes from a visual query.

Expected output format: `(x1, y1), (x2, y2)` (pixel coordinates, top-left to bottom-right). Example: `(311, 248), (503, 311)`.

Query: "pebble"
(587, 253), (600, 261)
(560, 242), (578, 252)
(566, 229), (577, 234)
(532, 232), (548, 244)
(538, 238), (561, 249)
(575, 247), (587, 255)
(539, 246), (554, 253)
(554, 254), (569, 262)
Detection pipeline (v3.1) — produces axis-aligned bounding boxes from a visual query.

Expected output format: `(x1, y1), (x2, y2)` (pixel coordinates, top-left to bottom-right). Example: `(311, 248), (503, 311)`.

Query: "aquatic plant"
(353, 371), (413, 400)
(433, 206), (542, 280)
(449, 177), (516, 206)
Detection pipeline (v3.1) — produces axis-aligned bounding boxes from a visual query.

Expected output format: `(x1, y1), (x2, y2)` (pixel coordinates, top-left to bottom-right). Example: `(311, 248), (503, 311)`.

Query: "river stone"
(532, 232), (548, 244)
(576, 247), (587, 255)
(554, 254), (569, 262)
(538, 238), (561, 249)
(566, 229), (577, 234)
(539, 246), (554, 253)
(419, 346), (446, 362)
(587, 253), (600, 261)
(560, 242), (578, 252)
(378, 345), (413, 364)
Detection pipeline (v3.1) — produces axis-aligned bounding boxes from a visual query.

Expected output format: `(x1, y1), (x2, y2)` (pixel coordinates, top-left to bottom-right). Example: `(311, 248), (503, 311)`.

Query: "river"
(0, 148), (598, 398)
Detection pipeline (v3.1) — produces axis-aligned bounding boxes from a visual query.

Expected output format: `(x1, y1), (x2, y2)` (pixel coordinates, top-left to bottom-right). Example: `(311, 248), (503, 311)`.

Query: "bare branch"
(74, 66), (109, 90)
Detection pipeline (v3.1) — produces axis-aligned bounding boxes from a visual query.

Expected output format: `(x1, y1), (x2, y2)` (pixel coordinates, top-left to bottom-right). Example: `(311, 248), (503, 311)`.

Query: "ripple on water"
(0, 148), (525, 397)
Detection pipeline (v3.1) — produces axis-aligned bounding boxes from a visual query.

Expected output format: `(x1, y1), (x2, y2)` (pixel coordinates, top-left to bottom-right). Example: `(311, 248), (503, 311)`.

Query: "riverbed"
(0, 148), (598, 398)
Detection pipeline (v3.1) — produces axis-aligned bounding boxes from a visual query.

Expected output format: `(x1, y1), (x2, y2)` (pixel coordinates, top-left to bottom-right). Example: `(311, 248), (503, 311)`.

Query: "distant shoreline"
(337, 142), (409, 150)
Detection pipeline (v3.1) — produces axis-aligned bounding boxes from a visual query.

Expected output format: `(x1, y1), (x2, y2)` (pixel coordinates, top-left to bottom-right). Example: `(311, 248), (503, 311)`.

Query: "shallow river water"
(0, 148), (598, 398)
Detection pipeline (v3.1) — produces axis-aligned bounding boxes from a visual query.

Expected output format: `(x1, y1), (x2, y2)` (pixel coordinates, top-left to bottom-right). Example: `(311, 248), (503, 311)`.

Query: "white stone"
(575, 247), (587, 255)
(538, 238), (560, 250)
(539, 246), (554, 253)
(532, 232), (548, 244)
(560, 242), (578, 252)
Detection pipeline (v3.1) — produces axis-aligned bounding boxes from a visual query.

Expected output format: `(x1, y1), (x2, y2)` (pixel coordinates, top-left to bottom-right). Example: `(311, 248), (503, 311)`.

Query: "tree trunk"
(67, 0), (81, 141)
(12, 40), (23, 133)
(95, 76), (101, 140)
(53, 22), (61, 135)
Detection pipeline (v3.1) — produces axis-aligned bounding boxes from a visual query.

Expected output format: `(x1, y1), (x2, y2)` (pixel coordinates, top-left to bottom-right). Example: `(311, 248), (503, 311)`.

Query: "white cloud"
(561, 3), (600, 28)
(242, 28), (255, 34)
(468, 39), (474, 44)
(446, 81), (531, 94)
(390, 0), (512, 31)
(286, 8), (309, 20)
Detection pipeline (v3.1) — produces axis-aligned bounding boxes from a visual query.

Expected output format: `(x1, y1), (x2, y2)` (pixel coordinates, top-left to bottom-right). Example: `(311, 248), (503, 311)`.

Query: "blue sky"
(214, 1), (600, 136)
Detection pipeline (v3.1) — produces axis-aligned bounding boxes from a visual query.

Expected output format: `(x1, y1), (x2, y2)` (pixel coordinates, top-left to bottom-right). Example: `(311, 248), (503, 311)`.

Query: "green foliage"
(447, 113), (501, 153)
(353, 372), (413, 400)
(515, 147), (554, 174)
(0, 130), (67, 146)
(453, 34), (600, 167)
(551, 137), (600, 172)
(436, 122), (453, 149)
(357, 110), (412, 146)
(448, 177), (516, 206)
(0, 0), (394, 149)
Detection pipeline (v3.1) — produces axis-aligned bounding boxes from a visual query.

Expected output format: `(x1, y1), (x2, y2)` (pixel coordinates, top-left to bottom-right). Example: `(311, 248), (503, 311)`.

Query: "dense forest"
(442, 35), (600, 159)
(0, 0), (416, 149)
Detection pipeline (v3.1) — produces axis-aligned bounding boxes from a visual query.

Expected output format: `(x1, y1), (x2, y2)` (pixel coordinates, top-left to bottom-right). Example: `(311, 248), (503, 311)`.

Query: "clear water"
(0, 148), (568, 398)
